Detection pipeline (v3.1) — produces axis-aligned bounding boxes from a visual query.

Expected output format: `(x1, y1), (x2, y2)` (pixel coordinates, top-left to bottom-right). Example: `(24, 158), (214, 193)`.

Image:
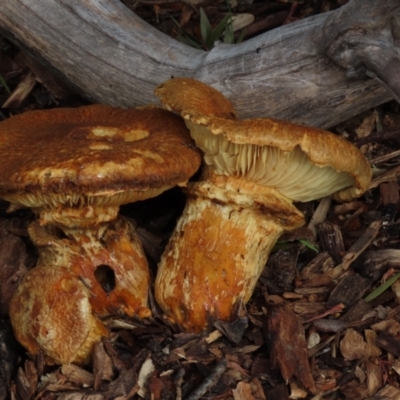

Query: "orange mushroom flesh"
(28, 218), (151, 318)
(10, 265), (109, 365)
(155, 78), (372, 332)
(0, 104), (201, 361)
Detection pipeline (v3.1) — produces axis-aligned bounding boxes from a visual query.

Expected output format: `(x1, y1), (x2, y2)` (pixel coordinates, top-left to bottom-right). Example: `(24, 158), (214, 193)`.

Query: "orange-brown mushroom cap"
(155, 77), (237, 120)
(0, 104), (201, 214)
(155, 78), (372, 203)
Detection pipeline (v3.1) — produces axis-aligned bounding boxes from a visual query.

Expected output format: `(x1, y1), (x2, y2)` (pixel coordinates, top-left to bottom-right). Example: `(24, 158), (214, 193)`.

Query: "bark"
(0, 0), (399, 128)
(266, 305), (317, 393)
(326, 274), (372, 308)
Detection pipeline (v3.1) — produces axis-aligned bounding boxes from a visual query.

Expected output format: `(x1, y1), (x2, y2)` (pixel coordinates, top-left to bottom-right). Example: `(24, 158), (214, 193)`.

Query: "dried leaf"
(366, 360), (382, 396)
(93, 340), (114, 390)
(232, 381), (256, 400)
(2, 71), (36, 108)
(61, 364), (94, 387)
(137, 358), (155, 398)
(340, 328), (367, 360)
(230, 14), (255, 32)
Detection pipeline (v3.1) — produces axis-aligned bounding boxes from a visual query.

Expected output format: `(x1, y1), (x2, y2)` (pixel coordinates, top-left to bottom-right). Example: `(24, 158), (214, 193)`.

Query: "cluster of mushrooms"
(0, 78), (371, 365)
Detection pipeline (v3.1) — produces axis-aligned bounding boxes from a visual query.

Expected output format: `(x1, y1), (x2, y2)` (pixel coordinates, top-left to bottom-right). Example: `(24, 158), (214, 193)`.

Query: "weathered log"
(0, 0), (399, 127)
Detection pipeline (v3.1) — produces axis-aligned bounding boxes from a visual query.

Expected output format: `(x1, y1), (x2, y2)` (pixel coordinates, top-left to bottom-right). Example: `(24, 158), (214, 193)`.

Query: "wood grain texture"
(0, 0), (398, 128)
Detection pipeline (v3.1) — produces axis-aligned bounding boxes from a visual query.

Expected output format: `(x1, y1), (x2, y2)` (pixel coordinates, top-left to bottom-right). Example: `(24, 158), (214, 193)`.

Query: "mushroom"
(0, 104), (201, 360)
(154, 78), (372, 332)
(10, 265), (108, 365)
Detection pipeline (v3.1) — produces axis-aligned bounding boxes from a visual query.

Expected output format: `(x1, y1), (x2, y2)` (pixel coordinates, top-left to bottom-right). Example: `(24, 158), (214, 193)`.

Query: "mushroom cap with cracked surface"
(0, 104), (201, 209)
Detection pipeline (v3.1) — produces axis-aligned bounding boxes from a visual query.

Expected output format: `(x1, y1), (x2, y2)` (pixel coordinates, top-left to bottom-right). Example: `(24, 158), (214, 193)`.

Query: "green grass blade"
(200, 8), (212, 47)
(298, 239), (319, 253)
(236, 29), (246, 44)
(0, 73), (11, 94)
(177, 35), (203, 50)
(364, 271), (400, 302)
(171, 16), (203, 50)
(170, 16), (184, 33)
(209, 14), (231, 45)
(223, 24), (234, 44)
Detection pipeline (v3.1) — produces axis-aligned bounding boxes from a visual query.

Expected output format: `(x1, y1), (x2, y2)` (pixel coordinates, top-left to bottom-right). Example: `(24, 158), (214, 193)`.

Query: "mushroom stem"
(28, 216), (151, 318)
(155, 179), (304, 332)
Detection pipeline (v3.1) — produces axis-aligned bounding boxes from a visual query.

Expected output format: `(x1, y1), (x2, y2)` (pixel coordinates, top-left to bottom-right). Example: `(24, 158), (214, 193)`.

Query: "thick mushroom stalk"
(28, 217), (151, 318)
(156, 176), (304, 332)
(155, 78), (372, 332)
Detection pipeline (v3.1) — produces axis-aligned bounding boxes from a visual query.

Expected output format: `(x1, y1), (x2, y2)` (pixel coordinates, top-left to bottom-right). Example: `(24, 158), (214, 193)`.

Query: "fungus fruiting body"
(157, 174), (304, 331)
(155, 78), (372, 332)
(28, 218), (151, 318)
(10, 265), (108, 365)
(0, 104), (201, 362)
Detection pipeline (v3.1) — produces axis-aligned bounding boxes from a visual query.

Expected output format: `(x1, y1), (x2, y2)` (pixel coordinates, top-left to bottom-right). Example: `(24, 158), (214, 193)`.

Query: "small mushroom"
(154, 78), (372, 332)
(0, 104), (201, 360)
(10, 265), (108, 365)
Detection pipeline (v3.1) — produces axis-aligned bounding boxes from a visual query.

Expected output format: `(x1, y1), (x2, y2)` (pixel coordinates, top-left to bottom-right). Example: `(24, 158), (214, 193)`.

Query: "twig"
(370, 149), (400, 165)
(175, 368), (185, 400)
(340, 220), (382, 271)
(306, 303), (346, 324)
(355, 129), (400, 146)
(185, 358), (228, 400)
(307, 196), (332, 238)
(370, 165), (400, 189)
(307, 334), (336, 358)
(241, 11), (288, 39)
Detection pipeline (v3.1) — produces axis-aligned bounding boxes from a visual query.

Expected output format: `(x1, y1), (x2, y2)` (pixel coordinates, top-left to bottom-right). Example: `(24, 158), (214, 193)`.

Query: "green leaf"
(298, 239), (319, 253)
(170, 16), (184, 33)
(200, 8), (212, 47)
(223, 24), (234, 44)
(0, 74), (10, 94)
(171, 8), (246, 50)
(171, 16), (203, 50)
(177, 35), (203, 50)
(208, 14), (231, 45)
(236, 29), (246, 44)
(364, 271), (400, 302)
(274, 239), (319, 253)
